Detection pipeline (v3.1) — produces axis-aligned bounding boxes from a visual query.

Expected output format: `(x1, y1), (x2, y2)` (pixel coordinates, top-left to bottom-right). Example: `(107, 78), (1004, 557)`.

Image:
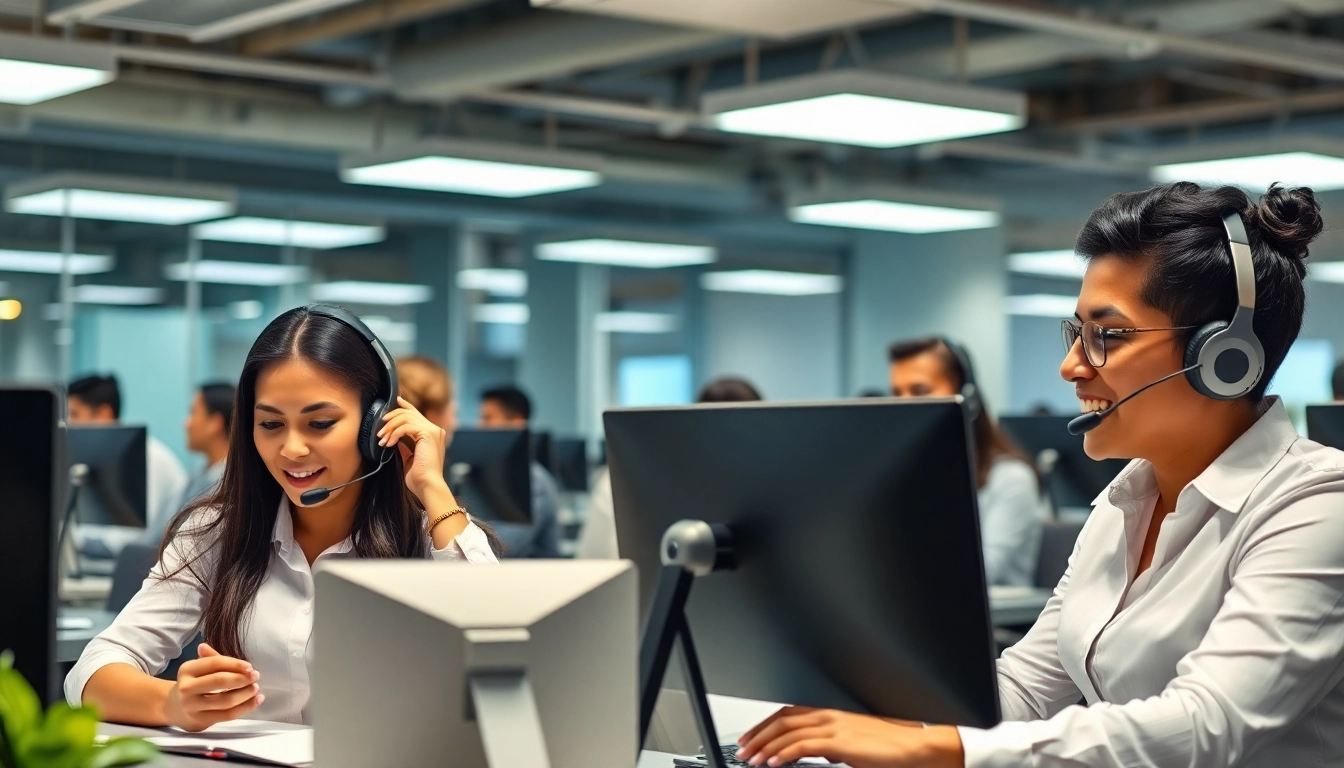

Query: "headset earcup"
(359, 398), (386, 463)
(1184, 322), (1228, 399)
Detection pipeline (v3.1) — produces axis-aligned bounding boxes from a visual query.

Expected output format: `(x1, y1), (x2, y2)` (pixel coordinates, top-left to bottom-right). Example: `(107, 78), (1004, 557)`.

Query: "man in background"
(67, 374), (187, 555)
(479, 385), (562, 558)
(170, 382), (235, 536)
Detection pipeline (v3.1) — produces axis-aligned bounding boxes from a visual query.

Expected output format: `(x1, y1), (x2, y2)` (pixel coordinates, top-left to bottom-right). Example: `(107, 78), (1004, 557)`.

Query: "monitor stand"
(639, 521), (736, 768)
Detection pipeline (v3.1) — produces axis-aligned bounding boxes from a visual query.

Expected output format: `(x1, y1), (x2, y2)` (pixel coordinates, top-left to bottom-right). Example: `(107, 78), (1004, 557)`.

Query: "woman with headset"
(888, 337), (1044, 587)
(67, 306), (499, 730)
(736, 182), (1344, 767)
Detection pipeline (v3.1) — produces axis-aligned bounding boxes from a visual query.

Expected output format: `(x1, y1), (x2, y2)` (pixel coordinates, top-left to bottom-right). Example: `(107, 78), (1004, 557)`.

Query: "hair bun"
(1254, 183), (1323, 261)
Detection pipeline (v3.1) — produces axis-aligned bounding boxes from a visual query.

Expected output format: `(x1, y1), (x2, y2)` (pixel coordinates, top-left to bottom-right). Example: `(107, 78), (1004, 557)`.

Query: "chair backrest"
(1034, 519), (1085, 589)
(106, 542), (160, 613)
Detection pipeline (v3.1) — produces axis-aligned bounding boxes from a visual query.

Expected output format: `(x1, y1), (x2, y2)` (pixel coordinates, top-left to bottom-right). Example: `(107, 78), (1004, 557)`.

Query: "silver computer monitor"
(312, 560), (638, 768)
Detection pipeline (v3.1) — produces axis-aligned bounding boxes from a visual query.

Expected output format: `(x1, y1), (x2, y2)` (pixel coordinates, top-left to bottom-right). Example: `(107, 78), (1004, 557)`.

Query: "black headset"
(1183, 213), (1266, 400)
(940, 338), (982, 421)
(306, 304), (399, 464)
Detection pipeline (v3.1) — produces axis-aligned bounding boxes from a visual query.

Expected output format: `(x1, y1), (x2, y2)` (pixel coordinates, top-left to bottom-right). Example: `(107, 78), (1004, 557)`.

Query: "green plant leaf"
(89, 737), (159, 768)
(16, 704), (99, 768)
(0, 651), (42, 747)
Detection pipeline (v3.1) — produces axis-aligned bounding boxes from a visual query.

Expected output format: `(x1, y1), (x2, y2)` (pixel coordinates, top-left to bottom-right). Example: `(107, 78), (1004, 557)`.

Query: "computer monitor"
(1307, 404), (1344, 451)
(312, 560), (638, 768)
(606, 398), (999, 733)
(68, 425), (147, 528)
(532, 430), (553, 473)
(1000, 416), (1127, 514)
(550, 437), (591, 492)
(446, 428), (532, 524)
(0, 387), (62, 705)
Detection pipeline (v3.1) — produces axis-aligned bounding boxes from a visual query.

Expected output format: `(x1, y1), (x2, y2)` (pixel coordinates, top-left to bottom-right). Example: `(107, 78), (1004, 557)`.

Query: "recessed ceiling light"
(703, 70), (1026, 148)
(473, 303), (530, 325)
(71, 285), (164, 305)
(165, 259), (309, 286)
(1007, 250), (1087, 279)
(311, 281), (433, 305)
(1005, 294), (1078, 317)
(789, 199), (999, 233)
(456, 268), (528, 297)
(700, 270), (844, 295)
(0, 248), (114, 275)
(342, 140), (603, 198)
(537, 239), (716, 268)
(4, 173), (236, 225)
(0, 33), (116, 106)
(595, 312), (679, 334)
(1311, 262), (1344, 284)
(193, 217), (385, 249)
(1152, 151), (1344, 192)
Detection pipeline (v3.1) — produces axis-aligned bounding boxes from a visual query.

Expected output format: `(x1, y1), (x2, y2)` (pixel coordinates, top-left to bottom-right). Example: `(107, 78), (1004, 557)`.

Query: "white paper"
(147, 720), (313, 766)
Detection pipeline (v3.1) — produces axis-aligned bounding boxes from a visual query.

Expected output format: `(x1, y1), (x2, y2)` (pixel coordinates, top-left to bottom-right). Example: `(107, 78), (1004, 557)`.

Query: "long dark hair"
(888, 337), (1035, 489)
(161, 307), (463, 659)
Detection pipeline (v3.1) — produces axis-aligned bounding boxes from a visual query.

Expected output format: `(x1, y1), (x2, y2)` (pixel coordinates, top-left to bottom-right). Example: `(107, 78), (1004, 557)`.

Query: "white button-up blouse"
(959, 398), (1344, 766)
(66, 499), (498, 724)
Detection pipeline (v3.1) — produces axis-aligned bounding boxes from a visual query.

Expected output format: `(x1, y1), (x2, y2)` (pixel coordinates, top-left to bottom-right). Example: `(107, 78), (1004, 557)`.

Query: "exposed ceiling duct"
(239, 0), (491, 57)
(46, 0), (364, 42)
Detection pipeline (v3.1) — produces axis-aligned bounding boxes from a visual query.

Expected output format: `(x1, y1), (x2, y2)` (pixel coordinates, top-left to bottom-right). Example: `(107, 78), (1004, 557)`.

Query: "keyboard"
(670, 744), (844, 768)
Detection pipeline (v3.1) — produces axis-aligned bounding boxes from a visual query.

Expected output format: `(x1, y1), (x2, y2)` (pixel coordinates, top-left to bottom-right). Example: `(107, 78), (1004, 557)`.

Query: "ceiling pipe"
(878, 0), (1344, 80)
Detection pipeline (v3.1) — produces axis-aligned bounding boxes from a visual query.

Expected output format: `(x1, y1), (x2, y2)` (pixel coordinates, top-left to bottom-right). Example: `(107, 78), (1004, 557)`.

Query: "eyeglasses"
(1061, 319), (1197, 368)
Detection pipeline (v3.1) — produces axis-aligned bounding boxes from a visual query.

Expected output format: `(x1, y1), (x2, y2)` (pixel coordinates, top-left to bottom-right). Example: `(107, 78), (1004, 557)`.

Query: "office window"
(1269, 338), (1334, 430)
(617, 355), (692, 407)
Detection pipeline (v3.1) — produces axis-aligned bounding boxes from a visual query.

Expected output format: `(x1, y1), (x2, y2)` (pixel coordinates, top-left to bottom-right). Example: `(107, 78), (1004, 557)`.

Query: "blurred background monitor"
(1307, 405), (1344, 451)
(1000, 416), (1128, 516)
(549, 437), (591, 492)
(446, 428), (533, 524)
(68, 425), (148, 528)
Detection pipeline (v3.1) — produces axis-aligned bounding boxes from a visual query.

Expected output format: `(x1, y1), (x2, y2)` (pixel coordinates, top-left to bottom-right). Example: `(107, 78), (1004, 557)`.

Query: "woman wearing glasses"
(736, 182), (1344, 768)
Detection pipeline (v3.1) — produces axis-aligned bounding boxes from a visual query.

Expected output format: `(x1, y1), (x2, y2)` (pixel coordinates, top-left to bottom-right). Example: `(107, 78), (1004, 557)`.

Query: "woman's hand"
(735, 706), (964, 768)
(164, 643), (263, 732)
(379, 396), (452, 502)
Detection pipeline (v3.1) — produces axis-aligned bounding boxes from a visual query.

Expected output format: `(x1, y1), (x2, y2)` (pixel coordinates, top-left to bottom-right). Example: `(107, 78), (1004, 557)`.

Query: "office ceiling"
(2, 0), (1344, 253)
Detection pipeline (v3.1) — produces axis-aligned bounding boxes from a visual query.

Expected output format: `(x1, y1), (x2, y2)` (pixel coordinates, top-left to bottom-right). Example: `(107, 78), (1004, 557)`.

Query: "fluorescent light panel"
(700, 269), (843, 295)
(704, 70), (1026, 148)
(1152, 152), (1344, 192)
(595, 312), (678, 334)
(71, 284), (163, 305)
(457, 268), (528, 297)
(1312, 262), (1344, 284)
(228, 300), (265, 320)
(165, 259), (309, 286)
(1008, 250), (1087, 279)
(473, 303), (530, 325)
(0, 33), (116, 105)
(790, 200), (999, 233)
(1005, 294), (1078, 317)
(311, 281), (433, 305)
(193, 218), (384, 249)
(537, 239), (716, 268)
(360, 315), (416, 344)
(343, 140), (603, 198)
(0, 248), (113, 274)
(4, 173), (236, 225)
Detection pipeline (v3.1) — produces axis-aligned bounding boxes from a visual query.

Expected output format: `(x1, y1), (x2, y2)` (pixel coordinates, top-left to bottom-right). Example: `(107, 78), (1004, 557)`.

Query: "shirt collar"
(1189, 397), (1296, 514)
(271, 496), (357, 557)
(1096, 397), (1297, 515)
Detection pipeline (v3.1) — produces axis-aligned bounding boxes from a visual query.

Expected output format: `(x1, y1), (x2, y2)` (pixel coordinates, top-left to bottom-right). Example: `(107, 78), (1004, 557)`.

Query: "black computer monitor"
(1000, 416), (1128, 513)
(1307, 404), (1344, 450)
(550, 437), (591, 492)
(0, 387), (62, 705)
(446, 428), (532, 524)
(68, 425), (148, 528)
(606, 398), (999, 730)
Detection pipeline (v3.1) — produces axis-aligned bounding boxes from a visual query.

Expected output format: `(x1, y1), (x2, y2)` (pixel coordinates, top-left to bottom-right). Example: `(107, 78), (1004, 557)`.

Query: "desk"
(58, 607), (117, 663)
(988, 585), (1052, 627)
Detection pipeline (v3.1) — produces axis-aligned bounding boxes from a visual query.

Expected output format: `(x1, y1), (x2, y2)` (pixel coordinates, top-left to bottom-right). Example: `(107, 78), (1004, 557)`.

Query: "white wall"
(702, 290), (843, 402)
